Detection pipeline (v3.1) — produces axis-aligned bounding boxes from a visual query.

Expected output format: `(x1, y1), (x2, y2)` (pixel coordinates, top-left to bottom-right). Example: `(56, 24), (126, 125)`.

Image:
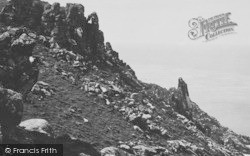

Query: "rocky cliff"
(0, 0), (250, 156)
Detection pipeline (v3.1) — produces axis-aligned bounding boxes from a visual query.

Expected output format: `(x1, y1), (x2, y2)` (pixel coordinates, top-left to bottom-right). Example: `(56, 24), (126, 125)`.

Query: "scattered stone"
(132, 145), (157, 156)
(101, 147), (119, 156)
(133, 126), (143, 133)
(83, 118), (89, 123)
(31, 81), (55, 99)
(141, 114), (152, 120)
(119, 144), (130, 150)
(11, 33), (36, 55)
(101, 147), (133, 156)
(105, 99), (111, 105)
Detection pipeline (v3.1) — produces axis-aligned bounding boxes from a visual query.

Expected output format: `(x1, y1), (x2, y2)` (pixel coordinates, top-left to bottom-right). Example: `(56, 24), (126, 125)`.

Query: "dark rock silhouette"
(0, 27), (39, 96)
(178, 77), (189, 97)
(0, 0), (104, 58)
(0, 87), (23, 143)
(171, 78), (193, 120)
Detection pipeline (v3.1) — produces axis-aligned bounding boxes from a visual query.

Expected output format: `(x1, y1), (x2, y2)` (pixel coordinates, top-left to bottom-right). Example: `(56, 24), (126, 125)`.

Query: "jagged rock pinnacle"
(178, 77), (189, 97)
(171, 77), (193, 119)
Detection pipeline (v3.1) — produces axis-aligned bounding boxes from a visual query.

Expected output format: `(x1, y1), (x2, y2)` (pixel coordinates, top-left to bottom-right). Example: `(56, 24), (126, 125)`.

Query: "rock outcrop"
(0, 27), (39, 96)
(0, 0), (44, 28)
(171, 78), (193, 120)
(0, 24), (38, 143)
(0, 0), (104, 59)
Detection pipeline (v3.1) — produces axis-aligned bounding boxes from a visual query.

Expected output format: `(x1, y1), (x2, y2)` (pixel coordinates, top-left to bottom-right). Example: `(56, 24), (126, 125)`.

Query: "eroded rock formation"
(0, 0), (104, 58)
(171, 77), (193, 120)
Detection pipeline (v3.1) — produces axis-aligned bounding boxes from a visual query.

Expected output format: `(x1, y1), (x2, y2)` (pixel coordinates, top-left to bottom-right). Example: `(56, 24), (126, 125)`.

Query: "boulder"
(0, 87), (23, 143)
(19, 119), (53, 136)
(0, 87), (23, 125)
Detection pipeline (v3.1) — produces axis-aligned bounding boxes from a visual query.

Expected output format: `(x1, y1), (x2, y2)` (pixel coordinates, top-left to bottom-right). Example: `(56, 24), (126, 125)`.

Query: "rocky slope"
(0, 0), (250, 156)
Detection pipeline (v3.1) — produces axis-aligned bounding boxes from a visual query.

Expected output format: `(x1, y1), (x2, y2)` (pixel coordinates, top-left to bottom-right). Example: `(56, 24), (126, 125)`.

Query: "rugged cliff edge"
(0, 0), (250, 156)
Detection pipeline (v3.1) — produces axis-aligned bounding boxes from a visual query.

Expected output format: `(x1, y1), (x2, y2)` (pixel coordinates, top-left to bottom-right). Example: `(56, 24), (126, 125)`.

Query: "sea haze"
(119, 44), (250, 136)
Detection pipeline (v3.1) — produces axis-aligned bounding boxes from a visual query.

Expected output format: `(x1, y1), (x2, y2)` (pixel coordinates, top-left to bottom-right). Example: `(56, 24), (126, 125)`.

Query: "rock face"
(0, 0), (44, 28)
(178, 77), (189, 98)
(0, 27), (39, 96)
(0, 0), (104, 58)
(171, 78), (193, 120)
(64, 3), (87, 54)
(0, 25), (38, 143)
(0, 0), (250, 156)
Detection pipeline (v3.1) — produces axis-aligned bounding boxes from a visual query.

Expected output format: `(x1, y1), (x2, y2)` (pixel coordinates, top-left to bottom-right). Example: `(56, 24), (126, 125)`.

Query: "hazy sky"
(47, 0), (250, 136)
(46, 0), (250, 46)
